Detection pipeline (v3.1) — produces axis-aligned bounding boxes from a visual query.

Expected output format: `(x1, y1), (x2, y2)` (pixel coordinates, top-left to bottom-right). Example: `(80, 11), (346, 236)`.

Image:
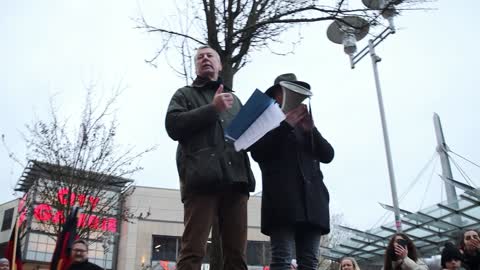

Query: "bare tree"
(3, 85), (154, 241)
(137, 0), (430, 88)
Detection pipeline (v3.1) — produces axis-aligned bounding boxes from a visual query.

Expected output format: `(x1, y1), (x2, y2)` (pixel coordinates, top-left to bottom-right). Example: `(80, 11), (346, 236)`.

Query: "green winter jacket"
(165, 77), (255, 201)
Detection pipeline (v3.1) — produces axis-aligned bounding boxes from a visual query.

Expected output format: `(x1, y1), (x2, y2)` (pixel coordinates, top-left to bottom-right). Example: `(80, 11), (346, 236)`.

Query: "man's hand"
(212, 85), (233, 112)
(285, 104), (308, 127)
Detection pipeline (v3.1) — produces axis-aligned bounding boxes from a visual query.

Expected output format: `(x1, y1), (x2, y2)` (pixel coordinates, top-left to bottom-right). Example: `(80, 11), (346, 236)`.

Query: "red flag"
(50, 207), (79, 270)
(5, 219), (23, 270)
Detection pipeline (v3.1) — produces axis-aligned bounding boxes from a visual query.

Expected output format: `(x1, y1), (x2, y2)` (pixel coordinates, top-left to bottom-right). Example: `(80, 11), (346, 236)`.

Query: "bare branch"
(136, 19), (206, 46)
(136, 0), (433, 86)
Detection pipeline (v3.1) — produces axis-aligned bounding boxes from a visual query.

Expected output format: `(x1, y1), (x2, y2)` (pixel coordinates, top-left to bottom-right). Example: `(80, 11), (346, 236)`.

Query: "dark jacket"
(165, 77), (255, 201)
(67, 260), (103, 270)
(463, 250), (480, 270)
(249, 122), (334, 236)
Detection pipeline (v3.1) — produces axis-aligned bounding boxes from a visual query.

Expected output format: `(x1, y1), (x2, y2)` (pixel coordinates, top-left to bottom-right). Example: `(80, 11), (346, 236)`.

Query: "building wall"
(0, 199), (19, 243)
(117, 186), (268, 270)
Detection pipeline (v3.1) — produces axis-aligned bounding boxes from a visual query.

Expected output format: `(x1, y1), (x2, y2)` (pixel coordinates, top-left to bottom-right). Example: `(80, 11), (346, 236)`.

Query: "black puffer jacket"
(165, 76), (255, 201)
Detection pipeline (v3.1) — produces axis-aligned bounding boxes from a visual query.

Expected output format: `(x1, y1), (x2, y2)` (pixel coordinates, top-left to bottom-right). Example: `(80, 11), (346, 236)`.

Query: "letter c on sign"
(34, 204), (53, 221)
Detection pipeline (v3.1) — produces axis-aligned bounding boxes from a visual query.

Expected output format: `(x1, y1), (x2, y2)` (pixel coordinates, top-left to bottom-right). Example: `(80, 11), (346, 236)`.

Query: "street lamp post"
(367, 36), (402, 233)
(326, 1), (403, 233)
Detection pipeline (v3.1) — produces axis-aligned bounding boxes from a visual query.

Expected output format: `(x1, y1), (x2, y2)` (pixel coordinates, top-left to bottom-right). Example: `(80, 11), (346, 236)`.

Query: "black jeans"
(269, 226), (322, 270)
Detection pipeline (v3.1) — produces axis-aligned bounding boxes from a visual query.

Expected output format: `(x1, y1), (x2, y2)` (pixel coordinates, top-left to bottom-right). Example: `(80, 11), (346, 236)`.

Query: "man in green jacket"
(165, 46), (255, 270)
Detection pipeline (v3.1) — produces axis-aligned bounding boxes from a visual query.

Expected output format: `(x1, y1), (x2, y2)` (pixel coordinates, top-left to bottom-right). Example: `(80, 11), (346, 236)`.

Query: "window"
(1, 208), (14, 231)
(25, 233), (55, 262)
(152, 235), (179, 262)
(150, 235), (271, 266)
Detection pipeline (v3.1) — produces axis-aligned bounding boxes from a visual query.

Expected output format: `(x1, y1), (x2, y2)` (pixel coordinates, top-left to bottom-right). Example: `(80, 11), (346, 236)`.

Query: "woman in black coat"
(249, 73), (334, 270)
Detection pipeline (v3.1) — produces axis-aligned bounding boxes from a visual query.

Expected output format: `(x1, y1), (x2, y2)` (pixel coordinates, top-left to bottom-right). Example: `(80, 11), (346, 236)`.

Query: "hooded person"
(249, 73), (334, 270)
(441, 242), (463, 270)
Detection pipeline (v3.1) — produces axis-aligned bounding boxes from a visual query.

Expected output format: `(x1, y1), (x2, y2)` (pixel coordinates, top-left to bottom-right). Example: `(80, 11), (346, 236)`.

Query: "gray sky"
(1, 0), (479, 231)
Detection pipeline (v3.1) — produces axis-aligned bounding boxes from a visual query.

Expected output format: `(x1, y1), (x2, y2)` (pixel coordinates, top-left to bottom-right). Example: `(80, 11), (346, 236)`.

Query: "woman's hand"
(394, 243), (408, 260)
(466, 238), (480, 251)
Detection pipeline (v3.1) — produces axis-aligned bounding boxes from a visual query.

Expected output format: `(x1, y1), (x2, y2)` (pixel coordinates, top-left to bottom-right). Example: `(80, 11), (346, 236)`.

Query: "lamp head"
(362, 0), (398, 31)
(343, 33), (358, 55)
(326, 16), (370, 56)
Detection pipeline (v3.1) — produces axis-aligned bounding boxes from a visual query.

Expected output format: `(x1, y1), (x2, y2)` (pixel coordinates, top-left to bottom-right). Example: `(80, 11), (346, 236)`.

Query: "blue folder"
(225, 89), (274, 141)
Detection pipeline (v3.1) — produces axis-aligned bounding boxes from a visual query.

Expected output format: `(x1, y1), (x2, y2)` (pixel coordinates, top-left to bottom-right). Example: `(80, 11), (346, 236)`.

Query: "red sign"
(57, 188), (100, 209)
(29, 188), (117, 232)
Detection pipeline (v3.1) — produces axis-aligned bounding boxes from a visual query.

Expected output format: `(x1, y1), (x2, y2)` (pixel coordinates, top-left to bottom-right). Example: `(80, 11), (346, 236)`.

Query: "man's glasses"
(72, 249), (87, 253)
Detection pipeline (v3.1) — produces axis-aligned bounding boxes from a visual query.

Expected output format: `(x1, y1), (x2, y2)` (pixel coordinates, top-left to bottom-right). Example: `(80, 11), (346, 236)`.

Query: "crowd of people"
(0, 230), (478, 269)
(337, 230), (479, 270)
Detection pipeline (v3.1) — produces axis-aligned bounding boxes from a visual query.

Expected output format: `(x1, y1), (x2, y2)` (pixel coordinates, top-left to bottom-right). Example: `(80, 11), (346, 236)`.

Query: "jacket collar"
(71, 260), (90, 266)
(191, 76), (233, 92)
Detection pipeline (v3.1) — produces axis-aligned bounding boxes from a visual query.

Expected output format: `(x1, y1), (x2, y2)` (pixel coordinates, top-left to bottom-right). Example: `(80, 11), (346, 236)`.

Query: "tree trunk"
(221, 59), (235, 89)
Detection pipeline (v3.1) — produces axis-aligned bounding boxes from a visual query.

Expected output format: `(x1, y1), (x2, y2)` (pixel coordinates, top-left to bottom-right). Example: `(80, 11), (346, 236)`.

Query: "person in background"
(459, 230), (480, 270)
(67, 239), (102, 270)
(383, 233), (428, 270)
(0, 258), (9, 270)
(339, 257), (361, 270)
(441, 242), (463, 270)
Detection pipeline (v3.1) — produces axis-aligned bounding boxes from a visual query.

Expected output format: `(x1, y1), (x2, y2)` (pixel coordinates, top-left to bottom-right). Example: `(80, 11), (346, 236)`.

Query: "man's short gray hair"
(72, 239), (89, 250)
(197, 45), (212, 50)
(195, 46), (221, 60)
(0, 258), (9, 264)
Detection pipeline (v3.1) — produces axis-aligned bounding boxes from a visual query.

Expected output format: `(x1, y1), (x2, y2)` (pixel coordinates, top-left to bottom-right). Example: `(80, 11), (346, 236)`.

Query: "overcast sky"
(1, 0), (478, 231)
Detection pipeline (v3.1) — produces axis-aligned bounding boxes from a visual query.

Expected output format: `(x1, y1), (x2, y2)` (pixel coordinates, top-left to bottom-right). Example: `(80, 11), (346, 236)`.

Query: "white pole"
(433, 113), (458, 203)
(433, 113), (462, 226)
(368, 39), (402, 232)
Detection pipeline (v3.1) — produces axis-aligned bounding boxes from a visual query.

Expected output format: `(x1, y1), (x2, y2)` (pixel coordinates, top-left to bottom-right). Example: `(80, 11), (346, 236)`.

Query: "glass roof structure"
(322, 177), (480, 265)
(15, 160), (133, 193)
